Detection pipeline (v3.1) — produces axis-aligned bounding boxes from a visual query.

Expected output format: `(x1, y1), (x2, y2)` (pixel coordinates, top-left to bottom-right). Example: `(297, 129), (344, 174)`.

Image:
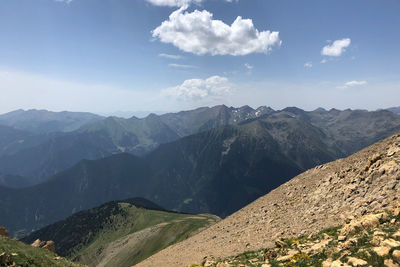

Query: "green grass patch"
(0, 236), (84, 267)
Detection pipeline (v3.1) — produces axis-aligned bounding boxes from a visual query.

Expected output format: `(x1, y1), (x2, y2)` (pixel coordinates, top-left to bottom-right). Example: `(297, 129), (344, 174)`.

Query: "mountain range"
(0, 106), (399, 187)
(0, 109), (103, 134)
(1, 107), (400, 237)
(0, 106), (273, 185)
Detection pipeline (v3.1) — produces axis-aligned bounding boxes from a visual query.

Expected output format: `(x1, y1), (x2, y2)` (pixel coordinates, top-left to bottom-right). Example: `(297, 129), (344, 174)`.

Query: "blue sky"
(0, 0), (399, 115)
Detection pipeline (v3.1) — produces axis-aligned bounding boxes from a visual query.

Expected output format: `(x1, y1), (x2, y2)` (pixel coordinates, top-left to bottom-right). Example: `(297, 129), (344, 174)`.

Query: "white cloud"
(321, 38), (351, 57)
(159, 53), (183, 59)
(145, 0), (235, 6)
(338, 80), (367, 88)
(304, 62), (312, 68)
(320, 59), (328, 64)
(168, 63), (197, 68)
(152, 6), (281, 56)
(145, 0), (202, 7)
(54, 0), (73, 3)
(244, 63), (253, 70)
(161, 76), (232, 100)
(344, 80), (367, 87)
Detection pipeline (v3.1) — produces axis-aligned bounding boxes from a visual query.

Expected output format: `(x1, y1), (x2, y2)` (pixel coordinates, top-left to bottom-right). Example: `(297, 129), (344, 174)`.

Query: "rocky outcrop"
(0, 226), (9, 238)
(31, 239), (55, 253)
(136, 132), (400, 266)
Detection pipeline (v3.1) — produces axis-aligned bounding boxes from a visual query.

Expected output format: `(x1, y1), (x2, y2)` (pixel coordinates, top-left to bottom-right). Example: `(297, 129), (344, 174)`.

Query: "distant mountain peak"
(314, 107), (327, 113)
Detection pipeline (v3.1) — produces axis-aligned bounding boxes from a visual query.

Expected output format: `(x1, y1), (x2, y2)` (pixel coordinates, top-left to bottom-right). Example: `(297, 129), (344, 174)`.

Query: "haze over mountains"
(0, 109), (103, 134)
(1, 105), (400, 237)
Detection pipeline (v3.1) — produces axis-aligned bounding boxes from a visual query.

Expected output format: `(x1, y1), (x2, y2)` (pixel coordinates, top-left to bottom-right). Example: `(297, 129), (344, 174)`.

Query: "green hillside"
(0, 236), (85, 267)
(22, 199), (220, 267)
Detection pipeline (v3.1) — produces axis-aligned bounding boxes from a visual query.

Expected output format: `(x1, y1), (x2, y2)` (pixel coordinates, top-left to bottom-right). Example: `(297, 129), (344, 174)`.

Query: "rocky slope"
(136, 132), (400, 266)
(201, 208), (400, 267)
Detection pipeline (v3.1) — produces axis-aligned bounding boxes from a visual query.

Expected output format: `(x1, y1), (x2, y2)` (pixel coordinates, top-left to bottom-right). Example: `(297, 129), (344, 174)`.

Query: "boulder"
(31, 239), (55, 253)
(393, 250), (400, 264)
(372, 246), (391, 257)
(340, 213), (386, 236)
(347, 257), (368, 266)
(31, 239), (42, 247)
(382, 239), (400, 248)
(0, 226), (9, 238)
(384, 259), (399, 267)
(42, 240), (55, 253)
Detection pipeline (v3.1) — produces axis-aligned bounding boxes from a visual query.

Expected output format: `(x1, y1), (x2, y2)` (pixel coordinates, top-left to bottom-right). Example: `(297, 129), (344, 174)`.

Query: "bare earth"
(136, 132), (400, 267)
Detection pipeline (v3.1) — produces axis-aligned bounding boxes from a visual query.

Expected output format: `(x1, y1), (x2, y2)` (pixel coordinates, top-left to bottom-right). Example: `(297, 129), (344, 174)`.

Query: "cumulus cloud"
(320, 59), (328, 64)
(339, 80), (367, 88)
(145, 0), (202, 7)
(152, 6), (281, 56)
(161, 76), (232, 100)
(321, 38), (351, 57)
(304, 62), (312, 68)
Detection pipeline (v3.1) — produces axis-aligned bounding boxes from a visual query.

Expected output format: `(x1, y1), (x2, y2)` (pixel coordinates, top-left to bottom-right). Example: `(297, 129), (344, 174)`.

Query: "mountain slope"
(386, 107), (400, 115)
(144, 114), (340, 216)
(80, 115), (180, 155)
(136, 131), (400, 266)
(0, 132), (117, 183)
(0, 109), (103, 134)
(205, 208), (400, 267)
(0, 173), (33, 188)
(0, 125), (50, 157)
(21, 198), (219, 267)
(295, 108), (400, 155)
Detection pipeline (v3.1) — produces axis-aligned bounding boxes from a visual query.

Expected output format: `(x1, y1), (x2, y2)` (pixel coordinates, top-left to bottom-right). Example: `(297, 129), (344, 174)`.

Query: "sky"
(0, 0), (399, 115)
